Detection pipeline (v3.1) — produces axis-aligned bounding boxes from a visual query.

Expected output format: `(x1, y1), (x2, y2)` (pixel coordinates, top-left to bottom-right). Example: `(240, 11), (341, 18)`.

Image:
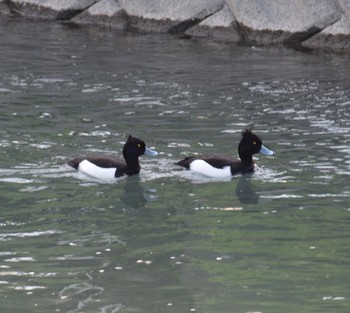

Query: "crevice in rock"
(285, 27), (323, 44)
(4, 0), (100, 21)
(57, 1), (100, 21)
(5, 0), (22, 16)
(168, 18), (201, 33)
(55, 10), (85, 21)
(168, 7), (223, 34)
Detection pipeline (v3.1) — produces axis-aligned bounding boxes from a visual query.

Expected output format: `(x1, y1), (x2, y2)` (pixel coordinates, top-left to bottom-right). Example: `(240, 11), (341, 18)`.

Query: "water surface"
(0, 17), (350, 313)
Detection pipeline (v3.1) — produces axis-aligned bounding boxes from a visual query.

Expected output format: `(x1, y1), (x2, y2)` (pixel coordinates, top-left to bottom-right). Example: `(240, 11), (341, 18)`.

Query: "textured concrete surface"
(2, 0), (350, 52)
(119, 0), (224, 33)
(302, 15), (350, 51)
(7, 0), (97, 19)
(226, 0), (342, 44)
(185, 4), (241, 42)
(72, 0), (127, 29)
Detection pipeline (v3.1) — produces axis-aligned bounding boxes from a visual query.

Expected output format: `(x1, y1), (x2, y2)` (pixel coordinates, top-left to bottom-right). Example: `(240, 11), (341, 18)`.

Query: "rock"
(337, 0), (350, 25)
(7, 0), (98, 20)
(302, 15), (350, 52)
(0, 0), (11, 15)
(2, 0), (350, 52)
(72, 0), (128, 29)
(226, 0), (342, 44)
(301, 0), (350, 51)
(119, 0), (224, 33)
(185, 4), (241, 42)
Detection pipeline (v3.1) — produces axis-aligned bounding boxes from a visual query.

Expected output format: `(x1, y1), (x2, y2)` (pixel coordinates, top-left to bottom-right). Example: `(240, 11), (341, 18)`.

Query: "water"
(1, 17), (350, 313)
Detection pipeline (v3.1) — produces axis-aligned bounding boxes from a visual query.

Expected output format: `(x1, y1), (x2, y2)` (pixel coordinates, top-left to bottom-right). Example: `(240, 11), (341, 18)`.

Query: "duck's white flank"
(189, 159), (231, 178)
(78, 159), (117, 180)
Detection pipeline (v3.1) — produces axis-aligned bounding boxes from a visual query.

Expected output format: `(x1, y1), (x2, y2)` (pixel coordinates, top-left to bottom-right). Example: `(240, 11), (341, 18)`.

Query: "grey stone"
(226, 0), (342, 44)
(185, 4), (241, 42)
(302, 15), (350, 52)
(8, 0), (98, 20)
(2, 0), (350, 52)
(337, 0), (350, 27)
(0, 0), (11, 15)
(120, 0), (224, 33)
(72, 0), (128, 29)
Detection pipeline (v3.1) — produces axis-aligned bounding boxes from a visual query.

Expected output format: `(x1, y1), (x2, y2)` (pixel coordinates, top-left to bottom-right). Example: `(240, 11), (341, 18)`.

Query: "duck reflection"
(235, 176), (259, 204)
(120, 176), (147, 208)
(120, 176), (158, 209)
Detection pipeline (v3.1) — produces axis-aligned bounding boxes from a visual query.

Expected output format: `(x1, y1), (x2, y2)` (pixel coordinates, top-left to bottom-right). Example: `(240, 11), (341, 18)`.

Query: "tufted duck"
(176, 129), (274, 178)
(68, 135), (158, 180)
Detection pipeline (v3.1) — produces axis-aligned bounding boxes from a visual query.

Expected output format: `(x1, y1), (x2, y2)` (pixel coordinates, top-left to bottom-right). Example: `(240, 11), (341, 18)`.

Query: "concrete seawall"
(2, 0), (350, 52)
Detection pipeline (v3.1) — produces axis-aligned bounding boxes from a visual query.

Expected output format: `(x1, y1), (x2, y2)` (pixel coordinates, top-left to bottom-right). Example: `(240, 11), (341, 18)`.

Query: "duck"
(68, 135), (158, 180)
(176, 129), (274, 178)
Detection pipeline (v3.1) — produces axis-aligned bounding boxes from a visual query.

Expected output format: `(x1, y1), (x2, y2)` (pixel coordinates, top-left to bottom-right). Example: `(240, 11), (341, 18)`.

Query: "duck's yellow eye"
(252, 141), (257, 145)
(137, 144), (141, 148)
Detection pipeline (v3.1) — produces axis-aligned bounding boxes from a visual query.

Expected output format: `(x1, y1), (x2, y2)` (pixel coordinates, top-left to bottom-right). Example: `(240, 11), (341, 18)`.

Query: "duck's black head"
(238, 129), (274, 163)
(123, 135), (158, 163)
(123, 135), (147, 160)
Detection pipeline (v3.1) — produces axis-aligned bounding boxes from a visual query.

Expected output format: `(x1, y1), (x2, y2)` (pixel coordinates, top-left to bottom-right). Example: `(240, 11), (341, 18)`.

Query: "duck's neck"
(124, 155), (141, 175)
(240, 155), (254, 165)
(238, 152), (255, 174)
(238, 146), (254, 165)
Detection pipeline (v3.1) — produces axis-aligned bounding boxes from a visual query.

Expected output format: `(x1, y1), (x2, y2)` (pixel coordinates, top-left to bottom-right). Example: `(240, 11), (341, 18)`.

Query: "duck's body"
(68, 135), (158, 180)
(176, 155), (255, 177)
(68, 156), (134, 179)
(176, 129), (274, 178)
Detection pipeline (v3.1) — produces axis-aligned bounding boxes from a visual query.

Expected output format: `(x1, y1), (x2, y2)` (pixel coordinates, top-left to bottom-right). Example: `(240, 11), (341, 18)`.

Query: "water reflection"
(1, 17), (350, 313)
(58, 283), (121, 313)
(235, 176), (259, 204)
(120, 176), (147, 208)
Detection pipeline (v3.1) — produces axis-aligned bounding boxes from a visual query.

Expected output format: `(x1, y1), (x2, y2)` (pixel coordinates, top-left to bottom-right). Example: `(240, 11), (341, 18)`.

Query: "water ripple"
(0, 230), (60, 239)
(13, 285), (46, 291)
(59, 283), (111, 313)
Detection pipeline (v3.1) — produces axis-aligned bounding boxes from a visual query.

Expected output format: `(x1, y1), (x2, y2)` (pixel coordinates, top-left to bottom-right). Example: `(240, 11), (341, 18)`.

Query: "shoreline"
(2, 0), (350, 53)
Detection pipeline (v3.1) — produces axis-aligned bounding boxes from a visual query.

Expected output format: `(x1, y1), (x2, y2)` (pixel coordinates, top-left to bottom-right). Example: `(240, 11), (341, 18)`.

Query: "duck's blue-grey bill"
(259, 145), (274, 156)
(145, 147), (158, 156)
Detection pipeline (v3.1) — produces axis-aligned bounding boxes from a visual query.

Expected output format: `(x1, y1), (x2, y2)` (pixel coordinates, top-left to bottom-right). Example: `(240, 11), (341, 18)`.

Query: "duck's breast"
(78, 159), (118, 180)
(189, 159), (232, 178)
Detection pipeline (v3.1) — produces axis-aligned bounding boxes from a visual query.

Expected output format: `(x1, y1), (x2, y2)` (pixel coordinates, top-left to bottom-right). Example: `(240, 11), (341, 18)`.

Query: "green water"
(0, 17), (350, 313)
